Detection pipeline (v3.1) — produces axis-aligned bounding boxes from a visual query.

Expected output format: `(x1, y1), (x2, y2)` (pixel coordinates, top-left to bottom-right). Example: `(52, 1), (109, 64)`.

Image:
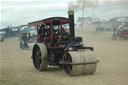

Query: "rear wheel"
(112, 36), (117, 40)
(32, 43), (48, 71)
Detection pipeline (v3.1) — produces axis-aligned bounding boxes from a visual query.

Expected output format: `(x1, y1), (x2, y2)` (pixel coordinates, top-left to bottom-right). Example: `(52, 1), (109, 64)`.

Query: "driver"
(37, 24), (46, 42)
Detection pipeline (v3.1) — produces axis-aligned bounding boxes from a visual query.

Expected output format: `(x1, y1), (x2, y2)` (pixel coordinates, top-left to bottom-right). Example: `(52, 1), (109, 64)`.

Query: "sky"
(1, 0), (128, 27)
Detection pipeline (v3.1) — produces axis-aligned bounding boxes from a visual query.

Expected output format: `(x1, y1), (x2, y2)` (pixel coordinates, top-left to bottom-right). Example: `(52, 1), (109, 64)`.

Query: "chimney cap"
(68, 10), (74, 15)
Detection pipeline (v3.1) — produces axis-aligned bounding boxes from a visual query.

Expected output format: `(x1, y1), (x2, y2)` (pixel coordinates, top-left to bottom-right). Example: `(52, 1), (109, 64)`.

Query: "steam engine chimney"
(68, 10), (75, 40)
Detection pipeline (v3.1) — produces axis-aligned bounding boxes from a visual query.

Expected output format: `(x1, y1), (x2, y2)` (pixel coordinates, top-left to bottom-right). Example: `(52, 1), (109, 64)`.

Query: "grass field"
(0, 30), (128, 85)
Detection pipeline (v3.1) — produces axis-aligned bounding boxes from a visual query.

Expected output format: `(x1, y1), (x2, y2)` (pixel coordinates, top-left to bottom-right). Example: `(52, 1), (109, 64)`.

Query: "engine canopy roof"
(28, 17), (69, 27)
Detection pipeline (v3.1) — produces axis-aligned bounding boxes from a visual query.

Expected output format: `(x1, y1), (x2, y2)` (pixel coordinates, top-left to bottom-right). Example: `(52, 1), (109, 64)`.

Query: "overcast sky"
(1, 0), (128, 27)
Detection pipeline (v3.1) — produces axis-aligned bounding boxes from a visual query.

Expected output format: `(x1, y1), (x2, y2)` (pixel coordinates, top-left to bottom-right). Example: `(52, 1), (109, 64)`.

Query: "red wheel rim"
(36, 49), (42, 66)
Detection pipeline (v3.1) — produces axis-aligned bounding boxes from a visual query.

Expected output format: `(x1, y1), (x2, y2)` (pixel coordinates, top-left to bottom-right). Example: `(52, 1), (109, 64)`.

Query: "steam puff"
(68, 0), (97, 10)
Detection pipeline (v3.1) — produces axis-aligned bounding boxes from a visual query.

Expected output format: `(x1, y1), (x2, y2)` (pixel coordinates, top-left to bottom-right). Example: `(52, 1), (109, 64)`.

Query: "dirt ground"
(0, 29), (128, 85)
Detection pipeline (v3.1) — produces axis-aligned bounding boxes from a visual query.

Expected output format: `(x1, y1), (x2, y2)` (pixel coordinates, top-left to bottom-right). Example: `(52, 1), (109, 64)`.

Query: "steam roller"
(29, 10), (98, 76)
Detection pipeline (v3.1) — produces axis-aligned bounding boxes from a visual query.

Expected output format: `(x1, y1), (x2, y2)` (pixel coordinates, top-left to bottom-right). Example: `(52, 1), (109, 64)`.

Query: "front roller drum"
(32, 43), (48, 71)
(64, 50), (97, 76)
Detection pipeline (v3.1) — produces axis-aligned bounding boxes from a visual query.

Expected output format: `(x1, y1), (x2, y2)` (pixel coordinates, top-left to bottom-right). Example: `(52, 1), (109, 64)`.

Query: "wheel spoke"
(36, 48), (42, 66)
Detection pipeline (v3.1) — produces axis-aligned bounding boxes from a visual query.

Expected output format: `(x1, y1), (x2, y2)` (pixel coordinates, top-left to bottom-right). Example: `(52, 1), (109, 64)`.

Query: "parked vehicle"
(112, 22), (128, 40)
(0, 34), (4, 42)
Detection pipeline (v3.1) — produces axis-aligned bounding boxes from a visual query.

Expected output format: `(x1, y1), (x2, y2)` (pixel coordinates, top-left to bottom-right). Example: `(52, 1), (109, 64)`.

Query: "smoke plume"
(68, 0), (98, 10)
(68, 0), (128, 10)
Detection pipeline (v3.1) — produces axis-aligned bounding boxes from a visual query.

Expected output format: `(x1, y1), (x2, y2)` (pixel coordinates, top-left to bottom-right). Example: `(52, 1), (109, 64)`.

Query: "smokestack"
(68, 10), (75, 40)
